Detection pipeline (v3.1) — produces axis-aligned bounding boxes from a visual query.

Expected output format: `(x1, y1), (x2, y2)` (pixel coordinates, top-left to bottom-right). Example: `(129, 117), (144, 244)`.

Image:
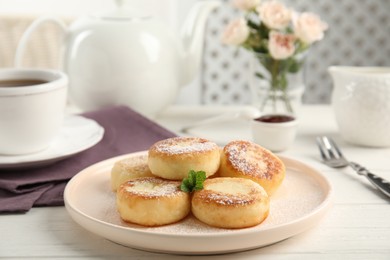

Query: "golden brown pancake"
(116, 177), (190, 226)
(218, 140), (285, 196)
(192, 177), (270, 228)
(111, 154), (154, 191)
(148, 137), (220, 180)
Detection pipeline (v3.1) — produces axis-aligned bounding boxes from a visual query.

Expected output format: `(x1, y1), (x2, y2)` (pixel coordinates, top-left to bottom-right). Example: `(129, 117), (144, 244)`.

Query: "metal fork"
(316, 136), (390, 199)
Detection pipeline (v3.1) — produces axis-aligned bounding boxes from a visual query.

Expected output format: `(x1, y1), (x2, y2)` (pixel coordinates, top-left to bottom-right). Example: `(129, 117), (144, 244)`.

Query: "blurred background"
(1, 0), (389, 105)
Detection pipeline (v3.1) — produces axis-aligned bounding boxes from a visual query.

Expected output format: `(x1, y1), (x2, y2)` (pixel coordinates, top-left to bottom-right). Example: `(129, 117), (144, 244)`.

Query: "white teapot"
(15, 0), (220, 117)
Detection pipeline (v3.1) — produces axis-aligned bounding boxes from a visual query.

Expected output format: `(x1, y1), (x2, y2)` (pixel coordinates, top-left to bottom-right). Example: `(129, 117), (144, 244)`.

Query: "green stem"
(282, 91), (293, 113)
(256, 56), (297, 114)
(271, 59), (280, 113)
(260, 88), (271, 111)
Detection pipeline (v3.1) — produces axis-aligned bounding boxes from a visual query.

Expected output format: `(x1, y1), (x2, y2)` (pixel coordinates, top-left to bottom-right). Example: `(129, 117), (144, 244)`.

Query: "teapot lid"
(93, 0), (151, 21)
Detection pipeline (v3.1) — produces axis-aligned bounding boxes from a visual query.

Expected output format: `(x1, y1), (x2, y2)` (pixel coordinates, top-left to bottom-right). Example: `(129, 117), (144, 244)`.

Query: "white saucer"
(0, 115), (104, 169)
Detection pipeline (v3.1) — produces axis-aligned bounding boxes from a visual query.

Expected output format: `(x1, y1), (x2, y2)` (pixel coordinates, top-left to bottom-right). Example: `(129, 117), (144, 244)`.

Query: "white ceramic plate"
(0, 115), (104, 169)
(64, 152), (333, 255)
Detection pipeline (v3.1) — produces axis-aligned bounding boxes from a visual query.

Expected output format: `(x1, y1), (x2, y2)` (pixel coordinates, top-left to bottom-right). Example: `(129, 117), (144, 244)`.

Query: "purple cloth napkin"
(0, 106), (176, 213)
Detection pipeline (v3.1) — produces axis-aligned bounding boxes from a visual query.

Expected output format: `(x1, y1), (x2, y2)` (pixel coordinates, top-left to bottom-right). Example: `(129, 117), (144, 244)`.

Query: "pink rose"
(221, 18), (250, 45)
(293, 12), (328, 44)
(268, 31), (296, 59)
(233, 0), (260, 11)
(257, 1), (291, 30)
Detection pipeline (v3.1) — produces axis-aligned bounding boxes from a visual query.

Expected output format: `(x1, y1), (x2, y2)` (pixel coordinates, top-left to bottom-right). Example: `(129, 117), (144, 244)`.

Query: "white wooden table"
(1, 105), (390, 259)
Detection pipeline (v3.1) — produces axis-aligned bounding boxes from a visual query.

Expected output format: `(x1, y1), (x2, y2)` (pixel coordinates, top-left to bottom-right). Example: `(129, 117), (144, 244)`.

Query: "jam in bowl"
(251, 114), (298, 152)
(254, 114), (295, 123)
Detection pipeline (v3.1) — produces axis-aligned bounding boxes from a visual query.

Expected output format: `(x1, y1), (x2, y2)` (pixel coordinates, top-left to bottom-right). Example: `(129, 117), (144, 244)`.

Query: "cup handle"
(14, 16), (68, 68)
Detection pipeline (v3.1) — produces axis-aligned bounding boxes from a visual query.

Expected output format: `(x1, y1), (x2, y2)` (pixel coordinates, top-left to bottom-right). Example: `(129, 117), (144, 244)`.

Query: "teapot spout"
(179, 1), (220, 86)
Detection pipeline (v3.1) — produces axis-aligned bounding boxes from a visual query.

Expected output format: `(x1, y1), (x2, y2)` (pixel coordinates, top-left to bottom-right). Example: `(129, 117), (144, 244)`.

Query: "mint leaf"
(180, 170), (206, 193)
(194, 171), (206, 190)
(180, 179), (191, 193)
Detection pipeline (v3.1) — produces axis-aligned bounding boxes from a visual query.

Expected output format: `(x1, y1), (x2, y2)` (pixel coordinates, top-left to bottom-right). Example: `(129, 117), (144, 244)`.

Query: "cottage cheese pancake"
(148, 137), (220, 180)
(111, 154), (154, 192)
(116, 177), (190, 226)
(218, 140), (285, 196)
(192, 177), (270, 229)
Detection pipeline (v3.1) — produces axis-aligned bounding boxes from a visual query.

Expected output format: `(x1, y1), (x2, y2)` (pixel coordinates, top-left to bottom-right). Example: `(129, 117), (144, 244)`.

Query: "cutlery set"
(317, 136), (390, 199)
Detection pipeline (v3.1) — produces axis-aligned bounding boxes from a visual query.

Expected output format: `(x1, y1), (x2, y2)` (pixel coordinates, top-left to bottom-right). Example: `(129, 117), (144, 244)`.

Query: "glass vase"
(249, 52), (307, 116)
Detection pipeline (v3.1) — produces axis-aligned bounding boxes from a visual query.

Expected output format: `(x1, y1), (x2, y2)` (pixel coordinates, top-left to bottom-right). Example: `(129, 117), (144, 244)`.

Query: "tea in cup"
(0, 68), (68, 155)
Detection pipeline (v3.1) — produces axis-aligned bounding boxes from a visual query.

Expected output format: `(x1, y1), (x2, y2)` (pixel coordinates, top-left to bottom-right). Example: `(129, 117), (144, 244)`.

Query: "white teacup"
(251, 114), (298, 152)
(0, 68), (68, 155)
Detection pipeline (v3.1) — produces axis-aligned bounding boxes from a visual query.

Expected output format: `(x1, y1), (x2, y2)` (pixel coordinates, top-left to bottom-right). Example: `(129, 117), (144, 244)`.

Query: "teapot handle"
(14, 16), (67, 68)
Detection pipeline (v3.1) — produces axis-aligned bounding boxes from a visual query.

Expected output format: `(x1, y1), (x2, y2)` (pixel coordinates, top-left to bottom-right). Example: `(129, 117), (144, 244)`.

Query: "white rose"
(268, 31), (296, 59)
(221, 18), (250, 45)
(232, 0), (260, 11)
(293, 12), (328, 44)
(257, 1), (291, 30)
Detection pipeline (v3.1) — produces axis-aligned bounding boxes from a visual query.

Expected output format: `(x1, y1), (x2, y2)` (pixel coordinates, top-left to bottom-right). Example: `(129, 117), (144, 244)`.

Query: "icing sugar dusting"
(123, 178), (181, 198)
(206, 192), (252, 206)
(154, 137), (217, 154)
(112, 170), (326, 234)
(225, 141), (275, 179)
(98, 164), (328, 235)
